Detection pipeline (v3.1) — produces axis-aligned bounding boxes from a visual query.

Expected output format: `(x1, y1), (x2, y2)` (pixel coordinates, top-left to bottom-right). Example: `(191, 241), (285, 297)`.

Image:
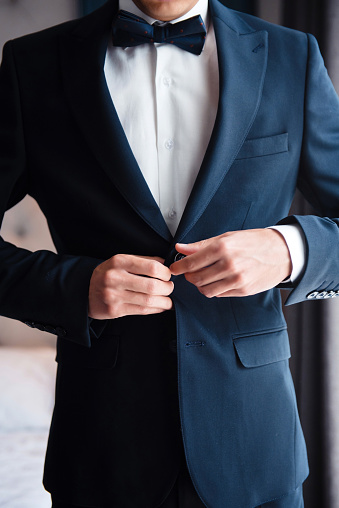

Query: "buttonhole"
(185, 341), (206, 348)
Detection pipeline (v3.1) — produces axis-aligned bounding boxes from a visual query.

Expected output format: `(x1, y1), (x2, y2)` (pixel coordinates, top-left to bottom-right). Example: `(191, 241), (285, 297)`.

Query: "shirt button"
(162, 76), (172, 87)
(168, 208), (177, 219)
(165, 138), (174, 150)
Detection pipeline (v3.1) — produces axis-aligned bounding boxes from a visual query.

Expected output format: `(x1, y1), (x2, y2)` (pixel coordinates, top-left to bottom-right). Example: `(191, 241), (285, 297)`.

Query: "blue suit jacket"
(0, 0), (339, 506)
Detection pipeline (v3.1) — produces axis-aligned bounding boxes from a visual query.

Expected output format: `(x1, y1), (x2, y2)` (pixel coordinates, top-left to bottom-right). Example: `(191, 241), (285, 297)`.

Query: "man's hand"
(89, 255), (174, 319)
(170, 229), (292, 298)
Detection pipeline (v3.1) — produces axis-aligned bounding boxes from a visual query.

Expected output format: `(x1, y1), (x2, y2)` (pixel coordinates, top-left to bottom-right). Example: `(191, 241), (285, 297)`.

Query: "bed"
(0, 346), (56, 508)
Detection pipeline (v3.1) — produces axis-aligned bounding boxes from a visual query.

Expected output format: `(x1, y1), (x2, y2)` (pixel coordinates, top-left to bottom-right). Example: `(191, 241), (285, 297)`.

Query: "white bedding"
(0, 347), (56, 508)
(0, 431), (51, 508)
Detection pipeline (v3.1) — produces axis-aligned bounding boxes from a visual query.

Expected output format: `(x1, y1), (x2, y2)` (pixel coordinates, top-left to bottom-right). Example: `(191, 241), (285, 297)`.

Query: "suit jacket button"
(56, 327), (66, 337)
(174, 252), (186, 262)
(323, 291), (335, 299)
(307, 291), (319, 299)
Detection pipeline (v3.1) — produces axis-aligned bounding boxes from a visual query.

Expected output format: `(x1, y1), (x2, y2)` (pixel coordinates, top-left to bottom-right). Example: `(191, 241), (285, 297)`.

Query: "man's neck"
(119, 0), (209, 26)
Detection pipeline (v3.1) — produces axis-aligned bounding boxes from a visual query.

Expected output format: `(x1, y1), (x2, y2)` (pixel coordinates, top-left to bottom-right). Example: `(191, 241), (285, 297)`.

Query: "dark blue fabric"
(112, 10), (206, 55)
(1, 0), (339, 506)
(259, 485), (304, 507)
(79, 0), (106, 16)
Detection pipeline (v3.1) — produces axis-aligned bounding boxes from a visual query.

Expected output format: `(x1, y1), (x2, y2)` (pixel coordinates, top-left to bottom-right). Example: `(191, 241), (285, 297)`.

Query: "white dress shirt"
(104, 0), (306, 281)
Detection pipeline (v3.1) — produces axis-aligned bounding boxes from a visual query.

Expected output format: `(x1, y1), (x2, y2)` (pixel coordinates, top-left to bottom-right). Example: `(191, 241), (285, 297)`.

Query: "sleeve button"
(307, 291), (319, 299)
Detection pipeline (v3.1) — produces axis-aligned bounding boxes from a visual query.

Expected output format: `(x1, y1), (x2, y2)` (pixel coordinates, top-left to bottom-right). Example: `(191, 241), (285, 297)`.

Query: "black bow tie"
(112, 10), (206, 55)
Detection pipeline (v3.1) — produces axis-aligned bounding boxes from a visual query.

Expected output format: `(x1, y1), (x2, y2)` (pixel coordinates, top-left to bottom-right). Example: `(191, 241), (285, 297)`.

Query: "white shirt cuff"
(268, 224), (306, 283)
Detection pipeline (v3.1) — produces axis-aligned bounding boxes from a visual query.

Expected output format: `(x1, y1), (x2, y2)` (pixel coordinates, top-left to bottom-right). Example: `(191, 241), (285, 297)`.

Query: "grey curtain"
(283, 1), (339, 507)
(322, 2), (339, 506)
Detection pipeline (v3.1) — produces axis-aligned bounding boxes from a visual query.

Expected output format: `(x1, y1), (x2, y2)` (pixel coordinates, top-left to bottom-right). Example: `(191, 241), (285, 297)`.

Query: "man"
(0, 0), (338, 505)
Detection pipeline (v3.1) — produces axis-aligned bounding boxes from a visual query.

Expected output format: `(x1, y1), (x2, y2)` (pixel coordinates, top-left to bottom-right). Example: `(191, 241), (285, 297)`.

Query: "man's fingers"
(120, 304), (172, 317)
(99, 291), (173, 318)
(113, 270), (174, 296)
(123, 292), (173, 310)
(184, 260), (234, 288)
(194, 276), (244, 299)
(111, 254), (172, 281)
(89, 254), (174, 319)
(170, 243), (219, 276)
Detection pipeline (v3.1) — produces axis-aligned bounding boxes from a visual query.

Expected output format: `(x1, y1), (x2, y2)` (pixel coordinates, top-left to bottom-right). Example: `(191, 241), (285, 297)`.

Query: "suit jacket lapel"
(59, 0), (172, 242)
(173, 0), (268, 242)
(60, 0), (267, 245)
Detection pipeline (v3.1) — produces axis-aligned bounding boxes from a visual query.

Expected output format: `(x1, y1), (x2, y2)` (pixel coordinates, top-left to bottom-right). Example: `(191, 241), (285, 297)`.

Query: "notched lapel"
(59, 6), (172, 243)
(174, 5), (268, 242)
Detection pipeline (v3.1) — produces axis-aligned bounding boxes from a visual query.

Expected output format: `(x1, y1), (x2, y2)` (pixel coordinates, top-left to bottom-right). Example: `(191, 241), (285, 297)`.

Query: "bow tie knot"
(112, 10), (207, 55)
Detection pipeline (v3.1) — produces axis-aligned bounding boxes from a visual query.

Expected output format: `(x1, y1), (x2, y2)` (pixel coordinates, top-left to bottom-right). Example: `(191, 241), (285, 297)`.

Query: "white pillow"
(0, 347), (56, 431)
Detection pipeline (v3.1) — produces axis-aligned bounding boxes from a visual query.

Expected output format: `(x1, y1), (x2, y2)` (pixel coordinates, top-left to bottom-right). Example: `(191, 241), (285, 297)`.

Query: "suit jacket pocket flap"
(233, 327), (290, 368)
(235, 133), (288, 160)
(56, 335), (119, 369)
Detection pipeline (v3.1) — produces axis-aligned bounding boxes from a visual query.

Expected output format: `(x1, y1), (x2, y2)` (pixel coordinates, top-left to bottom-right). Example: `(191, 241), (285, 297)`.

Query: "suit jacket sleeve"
(0, 41), (102, 347)
(279, 33), (339, 305)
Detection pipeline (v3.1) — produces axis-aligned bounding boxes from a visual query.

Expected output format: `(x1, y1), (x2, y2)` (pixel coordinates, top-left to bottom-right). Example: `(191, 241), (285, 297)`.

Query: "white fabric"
(0, 431), (51, 508)
(104, 0), (306, 274)
(270, 224), (306, 282)
(0, 347), (56, 507)
(0, 347), (56, 431)
(105, 0), (219, 235)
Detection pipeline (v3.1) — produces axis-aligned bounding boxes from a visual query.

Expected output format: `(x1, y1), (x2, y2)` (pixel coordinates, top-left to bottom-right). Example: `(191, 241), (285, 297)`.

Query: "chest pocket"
(235, 133), (288, 160)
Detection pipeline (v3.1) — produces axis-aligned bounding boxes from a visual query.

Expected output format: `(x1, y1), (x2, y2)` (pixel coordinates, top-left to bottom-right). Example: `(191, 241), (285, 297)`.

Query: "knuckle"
(219, 257), (229, 271)
(227, 258), (237, 273)
(148, 261), (159, 278)
(146, 278), (157, 294)
(102, 287), (113, 304)
(103, 269), (118, 287)
(218, 238), (229, 256)
(185, 258), (195, 272)
(111, 254), (124, 268)
(191, 276), (202, 287)
(144, 294), (155, 307)
(234, 272), (245, 286)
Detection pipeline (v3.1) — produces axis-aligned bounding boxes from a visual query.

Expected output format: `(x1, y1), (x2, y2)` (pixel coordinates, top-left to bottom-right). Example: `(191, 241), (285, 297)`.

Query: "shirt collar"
(118, 0), (209, 29)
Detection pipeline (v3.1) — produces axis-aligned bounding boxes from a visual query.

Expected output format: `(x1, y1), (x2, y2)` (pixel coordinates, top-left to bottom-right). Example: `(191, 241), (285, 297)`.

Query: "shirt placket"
(154, 44), (179, 236)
